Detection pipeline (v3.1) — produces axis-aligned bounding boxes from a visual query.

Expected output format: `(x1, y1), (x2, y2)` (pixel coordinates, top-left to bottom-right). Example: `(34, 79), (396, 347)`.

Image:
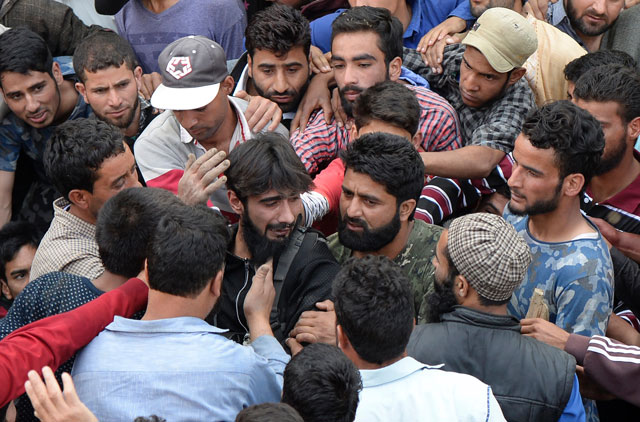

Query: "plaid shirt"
(291, 84), (461, 175)
(30, 198), (103, 281)
(0, 0), (104, 57)
(403, 44), (535, 153)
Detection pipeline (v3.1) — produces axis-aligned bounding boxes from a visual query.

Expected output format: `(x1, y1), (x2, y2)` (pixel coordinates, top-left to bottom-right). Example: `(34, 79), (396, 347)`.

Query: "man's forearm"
(0, 278), (148, 407)
(420, 145), (506, 178)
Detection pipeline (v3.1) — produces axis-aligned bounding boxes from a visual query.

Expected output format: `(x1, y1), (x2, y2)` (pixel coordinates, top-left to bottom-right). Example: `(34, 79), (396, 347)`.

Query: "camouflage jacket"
(505, 208), (614, 337)
(328, 219), (442, 323)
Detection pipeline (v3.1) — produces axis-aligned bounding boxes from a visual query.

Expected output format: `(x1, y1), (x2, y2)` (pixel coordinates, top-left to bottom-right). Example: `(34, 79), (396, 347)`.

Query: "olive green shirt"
(328, 219), (442, 323)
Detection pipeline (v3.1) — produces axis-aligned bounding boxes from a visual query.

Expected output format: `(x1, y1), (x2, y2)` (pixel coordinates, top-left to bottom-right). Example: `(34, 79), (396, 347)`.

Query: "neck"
(123, 102), (142, 138)
(463, 303), (509, 316)
(92, 270), (129, 292)
(141, 289), (211, 320)
(197, 101), (238, 155)
(141, 0), (179, 13)
(527, 199), (594, 242)
(232, 222), (251, 259)
(589, 151), (640, 203)
(393, 1), (412, 32)
(513, 0), (524, 14)
(68, 203), (96, 225)
(53, 80), (78, 125)
(352, 220), (413, 260)
(578, 32), (604, 52)
(354, 351), (407, 370)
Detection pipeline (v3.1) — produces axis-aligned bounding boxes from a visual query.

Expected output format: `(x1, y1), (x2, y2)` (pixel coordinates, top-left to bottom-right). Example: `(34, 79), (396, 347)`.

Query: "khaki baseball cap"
(152, 35), (228, 111)
(462, 7), (537, 73)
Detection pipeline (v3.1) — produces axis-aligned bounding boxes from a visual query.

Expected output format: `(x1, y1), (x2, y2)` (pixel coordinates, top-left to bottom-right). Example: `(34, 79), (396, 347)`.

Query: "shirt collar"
(107, 315), (228, 334)
(548, 0), (569, 26)
(52, 197), (96, 235)
(404, 0), (423, 39)
(359, 357), (443, 388)
(233, 65), (250, 96)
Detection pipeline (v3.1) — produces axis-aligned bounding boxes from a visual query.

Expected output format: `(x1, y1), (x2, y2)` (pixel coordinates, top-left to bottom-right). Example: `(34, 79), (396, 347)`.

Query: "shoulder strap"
(270, 228), (319, 337)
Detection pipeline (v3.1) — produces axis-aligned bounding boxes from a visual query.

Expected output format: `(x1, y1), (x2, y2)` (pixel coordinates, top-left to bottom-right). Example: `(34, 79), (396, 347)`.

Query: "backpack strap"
(270, 227), (319, 338)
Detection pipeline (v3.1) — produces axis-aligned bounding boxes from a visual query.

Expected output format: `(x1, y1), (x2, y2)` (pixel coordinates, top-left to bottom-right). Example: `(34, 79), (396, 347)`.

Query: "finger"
(197, 150), (227, 177)
(184, 153), (196, 173)
(315, 299), (334, 311)
(291, 112), (302, 133)
(199, 158), (230, 187)
(60, 373), (81, 405)
(203, 175), (227, 197)
(316, 55), (331, 73)
(294, 332), (318, 344)
(235, 90), (249, 100)
(267, 105), (283, 131)
(42, 367), (64, 403)
(190, 148), (219, 173)
(285, 338), (305, 355)
(298, 105), (313, 133)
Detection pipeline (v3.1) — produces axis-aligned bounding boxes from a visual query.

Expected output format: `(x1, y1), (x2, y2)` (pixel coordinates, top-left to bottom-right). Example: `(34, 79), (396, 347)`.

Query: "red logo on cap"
(166, 57), (193, 80)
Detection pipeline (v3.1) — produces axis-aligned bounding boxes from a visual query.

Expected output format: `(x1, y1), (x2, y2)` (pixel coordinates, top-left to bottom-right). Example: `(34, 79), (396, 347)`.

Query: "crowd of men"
(0, 0), (639, 421)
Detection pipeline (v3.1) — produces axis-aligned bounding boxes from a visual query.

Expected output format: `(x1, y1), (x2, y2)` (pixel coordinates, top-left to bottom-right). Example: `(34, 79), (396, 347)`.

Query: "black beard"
(338, 208), (400, 252)
(595, 135), (627, 175)
(241, 208), (294, 267)
(507, 180), (563, 217)
(566, 0), (614, 36)
(252, 78), (309, 114)
(425, 275), (458, 323)
(338, 84), (364, 118)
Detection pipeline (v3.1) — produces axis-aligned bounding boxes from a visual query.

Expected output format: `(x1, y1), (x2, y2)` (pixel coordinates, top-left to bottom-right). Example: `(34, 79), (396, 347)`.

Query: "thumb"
(184, 153), (196, 172)
(235, 90), (249, 100)
(255, 260), (273, 283)
(315, 299), (334, 311)
(286, 337), (304, 355)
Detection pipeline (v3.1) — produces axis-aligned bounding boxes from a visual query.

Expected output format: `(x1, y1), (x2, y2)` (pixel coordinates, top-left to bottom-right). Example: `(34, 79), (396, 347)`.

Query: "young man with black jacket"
(206, 132), (340, 344)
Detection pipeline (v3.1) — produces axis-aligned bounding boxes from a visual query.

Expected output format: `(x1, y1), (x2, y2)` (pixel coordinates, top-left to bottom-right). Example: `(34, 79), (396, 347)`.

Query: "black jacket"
(207, 226), (339, 344)
(408, 307), (577, 422)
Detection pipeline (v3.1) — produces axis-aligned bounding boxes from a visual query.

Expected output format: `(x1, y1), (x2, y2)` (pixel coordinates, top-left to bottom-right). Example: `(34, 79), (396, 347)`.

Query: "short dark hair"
(341, 132), (424, 219)
(354, 81), (420, 137)
(236, 403), (303, 422)
(44, 118), (126, 198)
(226, 132), (312, 202)
(573, 64), (640, 124)
(245, 4), (311, 58)
(282, 343), (361, 422)
(147, 205), (230, 298)
(96, 188), (183, 278)
(333, 255), (414, 364)
(0, 27), (53, 89)
(73, 30), (140, 83)
(564, 50), (636, 83)
(521, 100), (604, 189)
(0, 222), (42, 283)
(331, 6), (403, 66)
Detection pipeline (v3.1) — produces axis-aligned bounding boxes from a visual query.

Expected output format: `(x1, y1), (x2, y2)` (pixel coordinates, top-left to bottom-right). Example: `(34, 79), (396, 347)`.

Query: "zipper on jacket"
(235, 259), (251, 339)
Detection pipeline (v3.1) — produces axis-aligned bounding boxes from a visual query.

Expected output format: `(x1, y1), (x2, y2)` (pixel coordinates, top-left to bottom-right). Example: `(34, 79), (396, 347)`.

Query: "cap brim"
(462, 33), (514, 74)
(151, 83), (220, 110)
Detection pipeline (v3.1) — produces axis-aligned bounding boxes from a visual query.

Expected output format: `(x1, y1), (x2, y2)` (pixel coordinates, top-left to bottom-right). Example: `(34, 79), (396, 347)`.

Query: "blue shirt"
(0, 56), (92, 179)
(546, 0), (587, 49)
(72, 316), (289, 422)
(504, 207), (614, 337)
(559, 375), (586, 422)
(310, 0), (474, 53)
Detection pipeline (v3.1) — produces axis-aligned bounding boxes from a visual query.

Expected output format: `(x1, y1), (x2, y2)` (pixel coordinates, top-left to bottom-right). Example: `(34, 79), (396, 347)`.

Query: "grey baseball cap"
(447, 213), (531, 302)
(151, 35), (228, 110)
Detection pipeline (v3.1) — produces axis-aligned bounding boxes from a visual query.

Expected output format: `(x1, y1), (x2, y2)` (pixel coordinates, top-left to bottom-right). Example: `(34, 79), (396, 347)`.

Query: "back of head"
(573, 64), (640, 124)
(96, 187), (183, 278)
(0, 27), (52, 86)
(447, 213), (531, 305)
(282, 343), (361, 422)
(353, 81), (420, 137)
(341, 132), (424, 219)
(461, 7), (537, 73)
(0, 222), (42, 282)
(226, 132), (311, 201)
(331, 6), (403, 65)
(147, 205), (230, 297)
(73, 30), (140, 83)
(245, 4), (311, 58)
(564, 50), (637, 83)
(236, 403), (303, 422)
(333, 255), (414, 364)
(522, 100), (604, 187)
(44, 118), (126, 199)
